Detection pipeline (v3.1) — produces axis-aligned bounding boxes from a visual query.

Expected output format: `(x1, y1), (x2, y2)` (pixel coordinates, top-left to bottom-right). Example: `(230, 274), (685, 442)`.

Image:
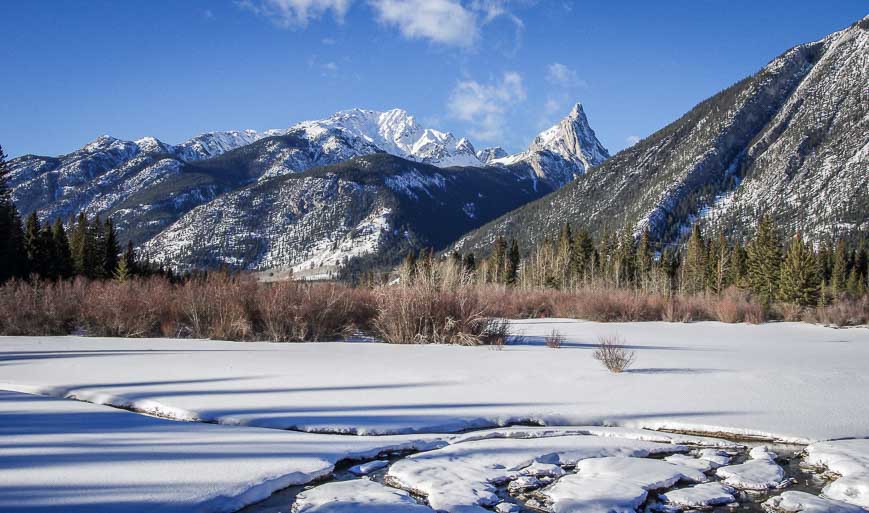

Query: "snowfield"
(1, 320), (867, 442)
(1, 319), (868, 512)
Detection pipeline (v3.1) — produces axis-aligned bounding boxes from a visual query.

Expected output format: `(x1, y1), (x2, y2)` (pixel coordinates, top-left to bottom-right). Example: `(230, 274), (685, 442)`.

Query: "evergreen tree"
(728, 243), (748, 287)
(51, 219), (73, 279)
(778, 233), (821, 306)
(683, 224), (706, 294)
(23, 212), (50, 277)
(489, 236), (508, 284)
(69, 212), (89, 276)
(747, 215), (782, 303)
(102, 218), (120, 277)
(830, 239), (849, 295)
(507, 239), (520, 285)
(708, 233), (730, 294)
(571, 227), (595, 283)
(0, 145), (28, 282)
(113, 256), (131, 282)
(635, 230), (653, 288)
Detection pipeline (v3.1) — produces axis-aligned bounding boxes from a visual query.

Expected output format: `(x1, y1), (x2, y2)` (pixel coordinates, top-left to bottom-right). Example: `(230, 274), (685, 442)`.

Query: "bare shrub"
(178, 273), (257, 340)
(81, 278), (176, 337)
(593, 334), (636, 373)
(545, 329), (564, 348)
(806, 297), (868, 326)
(773, 302), (804, 322)
(714, 287), (766, 324)
(373, 281), (491, 345)
(0, 279), (81, 335)
(480, 318), (511, 349)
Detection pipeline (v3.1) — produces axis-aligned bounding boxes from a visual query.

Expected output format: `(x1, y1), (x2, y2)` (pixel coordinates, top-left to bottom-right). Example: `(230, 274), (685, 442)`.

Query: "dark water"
(238, 437), (830, 513)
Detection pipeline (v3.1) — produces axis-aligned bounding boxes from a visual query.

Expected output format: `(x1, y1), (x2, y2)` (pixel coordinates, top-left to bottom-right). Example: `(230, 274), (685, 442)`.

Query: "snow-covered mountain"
(453, 17), (869, 255)
(489, 103), (610, 187)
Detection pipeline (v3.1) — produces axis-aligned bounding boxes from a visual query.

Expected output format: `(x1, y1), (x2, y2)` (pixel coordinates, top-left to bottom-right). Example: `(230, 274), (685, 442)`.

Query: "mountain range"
(8, 104), (608, 275)
(7, 17), (867, 276)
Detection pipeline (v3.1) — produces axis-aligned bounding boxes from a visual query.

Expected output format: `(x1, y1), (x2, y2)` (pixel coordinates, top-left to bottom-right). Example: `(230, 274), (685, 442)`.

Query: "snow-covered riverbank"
(1, 319), (868, 512)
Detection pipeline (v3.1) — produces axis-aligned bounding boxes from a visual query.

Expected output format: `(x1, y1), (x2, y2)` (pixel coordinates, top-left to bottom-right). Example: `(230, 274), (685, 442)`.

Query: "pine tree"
(489, 236), (508, 284)
(102, 218), (120, 277)
(69, 212), (89, 276)
(635, 230), (652, 288)
(830, 239), (849, 295)
(23, 212), (50, 277)
(683, 224), (706, 294)
(507, 239), (520, 285)
(113, 256), (131, 282)
(778, 233), (820, 306)
(51, 219), (73, 279)
(0, 145), (28, 282)
(571, 227), (595, 284)
(747, 215), (782, 304)
(728, 243), (748, 287)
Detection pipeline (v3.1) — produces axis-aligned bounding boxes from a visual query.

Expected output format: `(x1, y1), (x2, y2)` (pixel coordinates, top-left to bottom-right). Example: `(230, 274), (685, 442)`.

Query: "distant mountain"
(8, 106), (604, 273)
(489, 103), (610, 187)
(140, 153), (554, 276)
(452, 17), (869, 256)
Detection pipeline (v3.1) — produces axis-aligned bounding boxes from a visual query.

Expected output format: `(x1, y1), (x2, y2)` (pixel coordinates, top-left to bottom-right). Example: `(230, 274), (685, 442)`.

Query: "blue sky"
(2, 1), (866, 158)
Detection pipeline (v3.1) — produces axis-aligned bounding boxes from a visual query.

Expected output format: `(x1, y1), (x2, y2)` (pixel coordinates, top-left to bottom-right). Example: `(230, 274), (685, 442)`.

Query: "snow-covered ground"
(0, 390), (445, 513)
(1, 319), (867, 442)
(2, 319), (868, 513)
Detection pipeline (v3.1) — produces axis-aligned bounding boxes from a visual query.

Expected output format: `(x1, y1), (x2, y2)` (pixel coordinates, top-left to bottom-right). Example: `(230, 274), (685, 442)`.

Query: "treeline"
(0, 145), (159, 283)
(398, 216), (868, 312)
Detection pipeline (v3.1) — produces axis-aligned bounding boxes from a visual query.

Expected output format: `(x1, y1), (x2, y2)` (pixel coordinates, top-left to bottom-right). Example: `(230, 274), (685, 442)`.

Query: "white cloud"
(237, 0), (351, 27)
(546, 62), (586, 88)
(626, 135), (641, 146)
(369, 0), (479, 48)
(447, 72), (526, 142)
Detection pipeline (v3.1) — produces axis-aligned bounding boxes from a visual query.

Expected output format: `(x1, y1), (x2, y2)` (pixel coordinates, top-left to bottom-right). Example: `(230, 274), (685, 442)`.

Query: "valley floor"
(1, 319), (868, 512)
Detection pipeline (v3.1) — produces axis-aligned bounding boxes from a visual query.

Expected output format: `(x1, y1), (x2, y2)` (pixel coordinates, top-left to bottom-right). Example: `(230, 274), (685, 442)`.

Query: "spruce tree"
(683, 224), (706, 294)
(747, 215), (782, 304)
(51, 219), (73, 279)
(830, 239), (849, 295)
(728, 243), (748, 287)
(778, 233), (820, 306)
(69, 212), (89, 276)
(507, 239), (520, 285)
(102, 218), (120, 277)
(0, 145), (28, 282)
(571, 227), (595, 283)
(114, 256), (131, 282)
(635, 230), (652, 288)
(23, 212), (50, 277)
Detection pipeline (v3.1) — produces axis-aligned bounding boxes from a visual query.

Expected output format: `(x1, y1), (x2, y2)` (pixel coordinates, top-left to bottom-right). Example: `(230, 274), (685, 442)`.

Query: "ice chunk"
(664, 453), (716, 472)
(716, 456), (787, 490)
(763, 491), (866, 513)
(349, 459), (390, 476)
(543, 457), (707, 513)
(292, 480), (434, 512)
(660, 482), (736, 508)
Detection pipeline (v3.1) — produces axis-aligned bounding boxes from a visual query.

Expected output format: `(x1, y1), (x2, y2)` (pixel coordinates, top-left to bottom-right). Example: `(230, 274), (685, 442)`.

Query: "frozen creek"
(239, 428), (840, 513)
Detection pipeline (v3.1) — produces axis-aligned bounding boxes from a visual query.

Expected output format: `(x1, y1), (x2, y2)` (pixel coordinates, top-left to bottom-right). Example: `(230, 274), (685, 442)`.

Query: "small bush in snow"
(593, 335), (636, 373)
(545, 329), (564, 349)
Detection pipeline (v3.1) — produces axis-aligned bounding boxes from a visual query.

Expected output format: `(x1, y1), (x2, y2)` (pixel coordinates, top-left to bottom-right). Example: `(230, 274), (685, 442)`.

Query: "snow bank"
(0, 390), (445, 513)
(291, 480), (434, 513)
(763, 491), (866, 513)
(386, 431), (687, 512)
(804, 439), (869, 508)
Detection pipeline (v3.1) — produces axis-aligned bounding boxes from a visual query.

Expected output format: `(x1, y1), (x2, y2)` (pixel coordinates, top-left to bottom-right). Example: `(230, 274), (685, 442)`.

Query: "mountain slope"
(140, 154), (554, 275)
(453, 18), (868, 256)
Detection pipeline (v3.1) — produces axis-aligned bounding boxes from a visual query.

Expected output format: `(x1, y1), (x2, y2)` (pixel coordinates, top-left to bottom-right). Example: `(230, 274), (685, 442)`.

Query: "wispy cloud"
(239, 0), (524, 49)
(626, 135), (641, 146)
(370, 0), (478, 47)
(236, 0), (351, 27)
(447, 71), (526, 142)
(546, 62), (586, 88)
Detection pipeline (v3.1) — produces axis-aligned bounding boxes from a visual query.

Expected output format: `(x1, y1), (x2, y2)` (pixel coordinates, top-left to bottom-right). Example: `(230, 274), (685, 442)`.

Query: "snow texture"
(716, 446), (788, 490)
(0, 390), (445, 513)
(291, 480), (434, 513)
(1, 319), (867, 442)
(659, 482), (737, 508)
(762, 491), (867, 513)
(804, 439), (869, 508)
